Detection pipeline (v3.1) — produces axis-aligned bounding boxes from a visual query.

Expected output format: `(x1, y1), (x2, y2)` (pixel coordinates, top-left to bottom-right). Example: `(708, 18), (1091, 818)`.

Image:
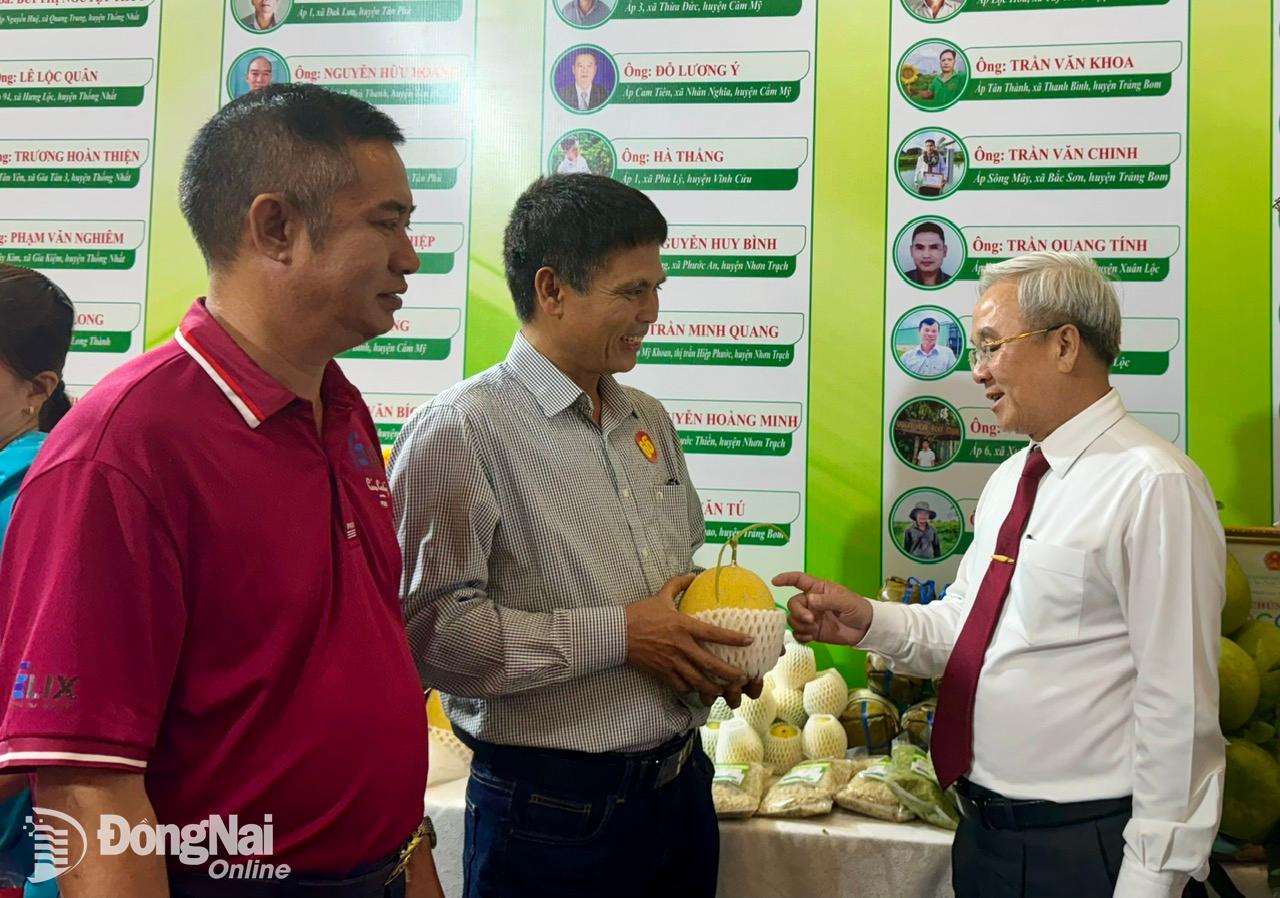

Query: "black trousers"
(952, 809), (1129, 898)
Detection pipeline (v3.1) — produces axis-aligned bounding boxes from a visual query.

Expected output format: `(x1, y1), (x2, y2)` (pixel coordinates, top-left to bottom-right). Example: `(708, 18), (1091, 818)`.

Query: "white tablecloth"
(424, 776), (1269, 898)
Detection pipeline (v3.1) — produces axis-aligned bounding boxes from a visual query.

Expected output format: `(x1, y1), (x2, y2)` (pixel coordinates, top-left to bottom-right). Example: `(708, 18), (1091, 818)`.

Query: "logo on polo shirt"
(366, 477), (390, 508)
(25, 807), (88, 884)
(11, 661), (77, 703)
(349, 432), (373, 468)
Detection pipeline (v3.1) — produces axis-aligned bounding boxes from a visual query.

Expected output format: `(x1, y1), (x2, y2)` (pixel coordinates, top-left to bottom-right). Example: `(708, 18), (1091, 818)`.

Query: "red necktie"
(931, 446), (1052, 789)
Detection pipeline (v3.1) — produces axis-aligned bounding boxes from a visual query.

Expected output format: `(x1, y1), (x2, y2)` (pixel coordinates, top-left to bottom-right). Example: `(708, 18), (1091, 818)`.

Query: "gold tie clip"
(991, 554), (1015, 565)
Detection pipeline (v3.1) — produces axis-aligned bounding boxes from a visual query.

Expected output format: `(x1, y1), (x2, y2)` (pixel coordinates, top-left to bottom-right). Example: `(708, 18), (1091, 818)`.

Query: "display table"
(424, 776), (1270, 898)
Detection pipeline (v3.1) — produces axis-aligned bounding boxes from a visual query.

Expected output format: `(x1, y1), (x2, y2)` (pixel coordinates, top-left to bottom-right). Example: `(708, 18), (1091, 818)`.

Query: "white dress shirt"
(861, 390), (1225, 898)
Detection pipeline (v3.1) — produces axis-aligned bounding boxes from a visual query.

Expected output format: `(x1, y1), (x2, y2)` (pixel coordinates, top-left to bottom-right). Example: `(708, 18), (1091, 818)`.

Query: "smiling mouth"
(621, 335), (644, 350)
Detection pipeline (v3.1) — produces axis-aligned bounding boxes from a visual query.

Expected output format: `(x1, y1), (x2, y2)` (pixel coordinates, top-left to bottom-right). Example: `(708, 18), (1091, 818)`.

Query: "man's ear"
(245, 193), (303, 264)
(533, 267), (569, 321)
(1054, 323), (1083, 373)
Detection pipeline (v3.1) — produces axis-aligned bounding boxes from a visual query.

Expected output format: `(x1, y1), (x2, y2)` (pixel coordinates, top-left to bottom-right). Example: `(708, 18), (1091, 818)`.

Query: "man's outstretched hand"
(772, 571), (874, 647)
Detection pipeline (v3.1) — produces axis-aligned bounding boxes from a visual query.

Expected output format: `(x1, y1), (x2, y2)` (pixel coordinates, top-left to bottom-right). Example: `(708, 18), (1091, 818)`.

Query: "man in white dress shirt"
(778, 251), (1224, 898)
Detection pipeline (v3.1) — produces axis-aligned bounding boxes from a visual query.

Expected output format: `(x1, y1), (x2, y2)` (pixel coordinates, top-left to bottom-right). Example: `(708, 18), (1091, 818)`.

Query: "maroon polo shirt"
(0, 300), (428, 875)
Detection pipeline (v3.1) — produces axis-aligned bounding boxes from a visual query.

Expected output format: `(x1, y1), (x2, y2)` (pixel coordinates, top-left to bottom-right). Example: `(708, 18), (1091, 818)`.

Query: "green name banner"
(615, 81), (801, 103)
(956, 352), (1171, 375)
(705, 521), (792, 545)
(617, 168), (798, 190)
(407, 168), (459, 190)
(955, 440), (1025, 463)
(964, 0), (1168, 9)
(0, 86), (145, 107)
(416, 253), (455, 274)
(70, 331), (131, 353)
(0, 168), (141, 188)
(376, 422), (404, 444)
(612, 0), (802, 18)
(341, 338), (452, 361)
(964, 166), (1172, 189)
(326, 83), (459, 105)
(291, 0), (464, 23)
(957, 256), (1170, 281)
(965, 74), (1171, 100)
(679, 431), (794, 455)
(0, 7), (149, 28)
(640, 343), (795, 366)
(662, 254), (796, 276)
(0, 248), (134, 269)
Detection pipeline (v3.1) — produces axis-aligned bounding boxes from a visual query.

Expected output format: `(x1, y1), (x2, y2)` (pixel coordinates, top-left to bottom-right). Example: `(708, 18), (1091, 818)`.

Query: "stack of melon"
(697, 630), (858, 771)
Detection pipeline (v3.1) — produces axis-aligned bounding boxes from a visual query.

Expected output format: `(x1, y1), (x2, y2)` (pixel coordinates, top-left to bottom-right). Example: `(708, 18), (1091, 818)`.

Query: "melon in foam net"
(679, 524), (788, 679)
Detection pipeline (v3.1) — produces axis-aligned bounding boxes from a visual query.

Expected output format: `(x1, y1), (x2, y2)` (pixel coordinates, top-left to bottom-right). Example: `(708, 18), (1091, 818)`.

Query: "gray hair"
(977, 251), (1121, 366)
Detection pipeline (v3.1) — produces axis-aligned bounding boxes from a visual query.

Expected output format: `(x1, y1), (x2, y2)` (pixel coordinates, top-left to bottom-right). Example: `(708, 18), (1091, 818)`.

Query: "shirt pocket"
(640, 482), (694, 572)
(1011, 539), (1086, 645)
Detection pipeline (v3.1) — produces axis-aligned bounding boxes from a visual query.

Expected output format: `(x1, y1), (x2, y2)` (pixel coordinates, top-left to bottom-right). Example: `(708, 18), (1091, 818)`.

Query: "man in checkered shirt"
(389, 174), (759, 898)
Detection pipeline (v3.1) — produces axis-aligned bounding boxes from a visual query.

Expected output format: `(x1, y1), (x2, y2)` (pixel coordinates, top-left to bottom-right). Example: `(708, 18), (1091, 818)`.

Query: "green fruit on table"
(1223, 552), (1252, 637)
(1233, 621), (1280, 715)
(1220, 738), (1280, 844)
(1220, 637), (1261, 732)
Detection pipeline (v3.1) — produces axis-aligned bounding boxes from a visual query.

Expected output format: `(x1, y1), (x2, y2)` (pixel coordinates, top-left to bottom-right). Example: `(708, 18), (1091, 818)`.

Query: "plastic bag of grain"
(757, 758), (857, 818)
(834, 755), (916, 823)
(712, 762), (768, 819)
(882, 738), (959, 830)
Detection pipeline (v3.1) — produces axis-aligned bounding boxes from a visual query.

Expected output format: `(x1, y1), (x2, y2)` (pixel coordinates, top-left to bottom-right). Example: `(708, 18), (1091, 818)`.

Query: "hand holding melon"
(624, 572), (754, 706)
(678, 524), (789, 682)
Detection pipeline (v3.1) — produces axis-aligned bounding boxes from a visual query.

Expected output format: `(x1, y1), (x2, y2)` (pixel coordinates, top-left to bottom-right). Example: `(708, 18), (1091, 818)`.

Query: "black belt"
(457, 728), (699, 796)
(168, 852), (404, 898)
(955, 778), (1132, 831)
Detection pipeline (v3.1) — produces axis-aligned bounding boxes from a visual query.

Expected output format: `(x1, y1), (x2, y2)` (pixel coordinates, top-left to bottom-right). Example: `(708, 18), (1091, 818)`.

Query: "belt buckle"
(654, 735), (693, 789)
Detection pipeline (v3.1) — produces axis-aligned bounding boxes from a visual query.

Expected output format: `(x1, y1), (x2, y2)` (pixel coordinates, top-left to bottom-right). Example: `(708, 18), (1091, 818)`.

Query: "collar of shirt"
(174, 298), (359, 429)
(503, 332), (637, 429)
(1036, 388), (1126, 478)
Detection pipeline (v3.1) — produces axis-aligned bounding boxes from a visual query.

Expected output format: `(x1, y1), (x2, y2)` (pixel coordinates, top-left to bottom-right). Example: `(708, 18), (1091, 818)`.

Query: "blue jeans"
(462, 738), (718, 898)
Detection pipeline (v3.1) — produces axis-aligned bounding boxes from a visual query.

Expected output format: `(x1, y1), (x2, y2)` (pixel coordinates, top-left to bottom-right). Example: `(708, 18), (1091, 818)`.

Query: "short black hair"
(503, 175), (667, 323)
(560, 136), (579, 152)
(179, 83), (405, 267)
(924, 139), (936, 145)
(918, 317), (939, 329)
(0, 265), (74, 433)
(939, 49), (957, 61)
(911, 221), (946, 242)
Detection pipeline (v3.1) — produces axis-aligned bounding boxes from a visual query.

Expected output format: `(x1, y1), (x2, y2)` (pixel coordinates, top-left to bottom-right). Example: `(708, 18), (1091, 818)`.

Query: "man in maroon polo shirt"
(0, 85), (440, 897)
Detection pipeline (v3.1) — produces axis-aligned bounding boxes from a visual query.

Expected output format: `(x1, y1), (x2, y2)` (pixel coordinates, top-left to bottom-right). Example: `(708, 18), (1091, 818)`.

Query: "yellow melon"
(680, 524), (789, 679)
(681, 564), (775, 614)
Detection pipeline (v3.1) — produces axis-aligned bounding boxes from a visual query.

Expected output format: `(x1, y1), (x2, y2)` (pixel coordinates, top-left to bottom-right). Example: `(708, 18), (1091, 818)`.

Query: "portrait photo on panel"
(890, 488), (964, 562)
(548, 130), (616, 177)
(227, 49), (291, 100)
(894, 217), (964, 289)
(891, 397), (964, 471)
(551, 46), (618, 113)
(895, 128), (967, 198)
(233, 0), (292, 33)
(899, 40), (969, 111)
(892, 306), (964, 380)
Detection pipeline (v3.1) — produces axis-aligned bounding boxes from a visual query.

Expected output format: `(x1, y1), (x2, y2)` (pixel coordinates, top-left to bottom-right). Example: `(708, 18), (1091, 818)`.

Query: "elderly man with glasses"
(776, 251), (1224, 898)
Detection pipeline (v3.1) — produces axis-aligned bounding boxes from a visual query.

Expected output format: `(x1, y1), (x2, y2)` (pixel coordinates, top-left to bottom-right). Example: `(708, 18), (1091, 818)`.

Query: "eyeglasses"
(967, 324), (1066, 369)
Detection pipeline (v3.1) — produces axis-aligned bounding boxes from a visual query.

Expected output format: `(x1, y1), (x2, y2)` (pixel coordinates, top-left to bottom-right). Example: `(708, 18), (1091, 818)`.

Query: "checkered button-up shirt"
(389, 333), (707, 753)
